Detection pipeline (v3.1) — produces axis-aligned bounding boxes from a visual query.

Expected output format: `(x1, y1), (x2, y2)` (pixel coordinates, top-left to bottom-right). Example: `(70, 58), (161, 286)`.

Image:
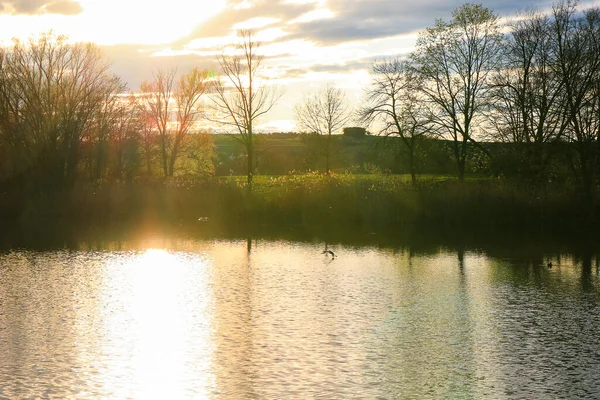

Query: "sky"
(0, 0), (597, 132)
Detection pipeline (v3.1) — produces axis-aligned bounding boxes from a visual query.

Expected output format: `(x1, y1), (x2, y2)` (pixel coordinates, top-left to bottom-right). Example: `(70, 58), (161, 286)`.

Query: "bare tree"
(140, 68), (175, 178)
(211, 29), (283, 191)
(0, 32), (124, 187)
(411, 4), (503, 181)
(360, 59), (431, 185)
(107, 94), (144, 180)
(139, 112), (156, 176)
(295, 83), (349, 174)
(490, 9), (563, 182)
(551, 1), (600, 205)
(139, 67), (210, 177)
(85, 91), (142, 181)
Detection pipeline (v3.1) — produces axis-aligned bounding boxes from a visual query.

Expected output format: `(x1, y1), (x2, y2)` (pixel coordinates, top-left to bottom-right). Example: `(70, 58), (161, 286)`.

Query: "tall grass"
(1, 174), (594, 238)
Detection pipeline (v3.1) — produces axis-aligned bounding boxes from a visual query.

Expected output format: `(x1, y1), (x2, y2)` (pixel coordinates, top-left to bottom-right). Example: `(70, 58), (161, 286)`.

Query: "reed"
(3, 174), (589, 231)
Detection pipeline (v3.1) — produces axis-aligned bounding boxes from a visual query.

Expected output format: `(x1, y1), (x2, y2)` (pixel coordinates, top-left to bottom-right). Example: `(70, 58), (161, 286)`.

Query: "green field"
(209, 133), (495, 185)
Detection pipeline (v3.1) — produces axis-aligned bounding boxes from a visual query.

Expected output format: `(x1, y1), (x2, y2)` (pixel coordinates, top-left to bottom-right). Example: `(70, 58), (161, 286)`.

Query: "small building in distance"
(343, 127), (367, 138)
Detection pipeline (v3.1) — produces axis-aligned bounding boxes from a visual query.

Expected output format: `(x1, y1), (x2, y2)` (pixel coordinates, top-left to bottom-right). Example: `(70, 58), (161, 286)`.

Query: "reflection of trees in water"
(1, 238), (599, 397)
(578, 251), (597, 293)
(209, 240), (257, 398)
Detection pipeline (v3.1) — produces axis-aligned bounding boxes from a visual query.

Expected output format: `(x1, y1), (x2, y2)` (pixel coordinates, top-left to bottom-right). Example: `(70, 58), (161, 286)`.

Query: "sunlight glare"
(0, 0), (227, 45)
(100, 248), (215, 398)
(288, 8), (335, 24)
(257, 119), (297, 132)
(283, 0), (325, 4)
(233, 17), (281, 30)
(233, 0), (253, 10)
(254, 28), (288, 43)
(185, 35), (237, 51)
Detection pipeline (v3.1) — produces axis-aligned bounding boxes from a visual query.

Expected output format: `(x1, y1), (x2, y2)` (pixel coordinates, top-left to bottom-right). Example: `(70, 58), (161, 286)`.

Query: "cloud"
(103, 0), (559, 89)
(285, 0), (553, 45)
(174, 0), (553, 52)
(0, 0), (82, 15)
(102, 44), (222, 90)
(175, 0), (313, 45)
(280, 57), (379, 79)
(44, 0), (81, 14)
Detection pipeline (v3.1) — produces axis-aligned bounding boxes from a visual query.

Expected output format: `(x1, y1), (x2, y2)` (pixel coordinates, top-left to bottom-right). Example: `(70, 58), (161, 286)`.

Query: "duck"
(322, 249), (336, 258)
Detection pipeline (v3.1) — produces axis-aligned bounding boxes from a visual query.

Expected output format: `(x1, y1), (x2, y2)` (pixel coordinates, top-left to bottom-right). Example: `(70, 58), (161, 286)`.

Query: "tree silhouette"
(211, 29), (283, 192)
(412, 4), (502, 181)
(0, 32), (123, 188)
(295, 83), (349, 174)
(361, 59), (431, 185)
(139, 67), (211, 177)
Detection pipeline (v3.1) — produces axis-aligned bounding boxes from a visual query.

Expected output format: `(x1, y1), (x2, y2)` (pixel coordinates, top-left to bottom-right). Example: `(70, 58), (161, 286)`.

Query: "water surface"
(1, 238), (599, 399)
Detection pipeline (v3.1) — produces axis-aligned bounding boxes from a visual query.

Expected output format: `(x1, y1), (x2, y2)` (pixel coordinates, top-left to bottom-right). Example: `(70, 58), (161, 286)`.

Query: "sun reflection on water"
(1, 241), (600, 398)
(99, 248), (215, 398)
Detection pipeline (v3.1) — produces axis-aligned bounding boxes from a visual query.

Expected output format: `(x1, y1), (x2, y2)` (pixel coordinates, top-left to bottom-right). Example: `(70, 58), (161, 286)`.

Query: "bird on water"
(322, 249), (336, 258)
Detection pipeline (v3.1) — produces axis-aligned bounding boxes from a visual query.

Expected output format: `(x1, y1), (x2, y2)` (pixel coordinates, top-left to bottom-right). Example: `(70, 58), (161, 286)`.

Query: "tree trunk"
(161, 138), (168, 178)
(452, 136), (465, 182)
(168, 150), (177, 177)
(409, 149), (416, 186)
(247, 143), (253, 192)
(325, 134), (331, 175)
(458, 138), (469, 183)
(457, 159), (465, 182)
(145, 142), (152, 176)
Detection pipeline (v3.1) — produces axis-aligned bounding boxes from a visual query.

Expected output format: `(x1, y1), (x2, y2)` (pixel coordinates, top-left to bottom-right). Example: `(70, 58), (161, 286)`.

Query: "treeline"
(210, 133), (570, 180)
(359, 0), (600, 205)
(1, 1), (600, 205)
(0, 33), (216, 194)
(210, 133), (466, 176)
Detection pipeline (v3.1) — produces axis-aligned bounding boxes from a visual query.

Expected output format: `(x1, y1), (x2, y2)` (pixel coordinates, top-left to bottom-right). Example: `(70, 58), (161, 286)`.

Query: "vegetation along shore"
(2, 1), (600, 240)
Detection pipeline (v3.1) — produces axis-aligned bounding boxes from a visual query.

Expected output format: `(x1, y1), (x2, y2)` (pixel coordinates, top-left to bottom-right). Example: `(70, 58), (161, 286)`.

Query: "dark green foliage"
(2, 175), (597, 242)
(211, 134), (489, 176)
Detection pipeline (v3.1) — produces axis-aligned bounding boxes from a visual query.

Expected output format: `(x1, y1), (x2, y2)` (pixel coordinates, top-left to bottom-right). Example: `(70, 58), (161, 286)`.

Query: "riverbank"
(1, 174), (597, 246)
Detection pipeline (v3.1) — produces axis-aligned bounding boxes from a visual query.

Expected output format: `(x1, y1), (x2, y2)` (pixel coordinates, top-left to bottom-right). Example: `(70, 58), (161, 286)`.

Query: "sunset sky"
(0, 0), (594, 131)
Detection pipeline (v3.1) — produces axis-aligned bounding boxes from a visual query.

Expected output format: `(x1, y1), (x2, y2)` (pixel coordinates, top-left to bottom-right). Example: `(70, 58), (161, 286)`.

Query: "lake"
(1, 235), (599, 399)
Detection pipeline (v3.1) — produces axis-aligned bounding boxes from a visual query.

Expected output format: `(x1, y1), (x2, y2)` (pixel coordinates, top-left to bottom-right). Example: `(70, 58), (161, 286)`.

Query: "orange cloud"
(0, 0), (82, 15)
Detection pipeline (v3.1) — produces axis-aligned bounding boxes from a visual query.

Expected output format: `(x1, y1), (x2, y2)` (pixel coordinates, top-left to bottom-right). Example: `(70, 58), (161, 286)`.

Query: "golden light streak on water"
(1, 241), (600, 398)
(98, 248), (216, 398)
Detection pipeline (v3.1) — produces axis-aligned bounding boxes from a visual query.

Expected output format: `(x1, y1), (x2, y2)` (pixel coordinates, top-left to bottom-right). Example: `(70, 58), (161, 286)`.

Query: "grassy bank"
(2, 173), (599, 253)
(2, 174), (594, 233)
